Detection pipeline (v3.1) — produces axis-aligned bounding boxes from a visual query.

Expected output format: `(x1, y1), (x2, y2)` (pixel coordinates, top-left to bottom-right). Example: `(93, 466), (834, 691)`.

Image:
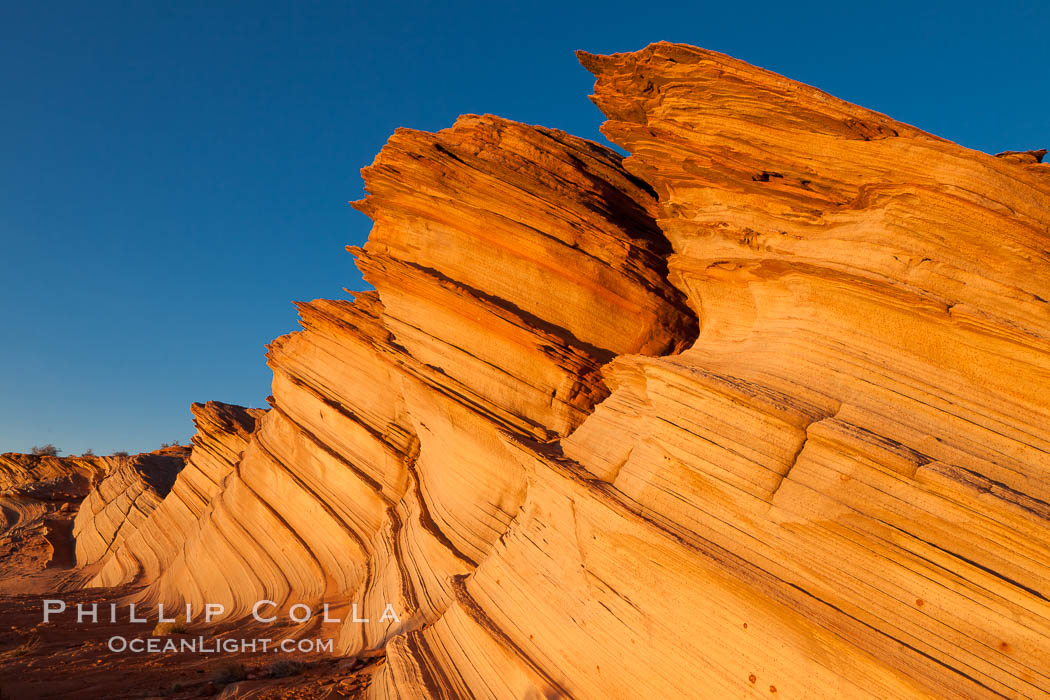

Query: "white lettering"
(43, 599), (66, 623)
(128, 604), (146, 623)
(204, 603), (224, 623)
(157, 603), (175, 623)
(252, 600), (277, 623)
(289, 603), (311, 623)
(322, 603), (341, 623)
(77, 603), (98, 624)
(379, 604), (400, 624)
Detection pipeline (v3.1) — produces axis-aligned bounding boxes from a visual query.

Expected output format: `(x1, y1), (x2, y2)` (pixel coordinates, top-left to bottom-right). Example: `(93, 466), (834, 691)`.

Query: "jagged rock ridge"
(98, 115), (697, 654)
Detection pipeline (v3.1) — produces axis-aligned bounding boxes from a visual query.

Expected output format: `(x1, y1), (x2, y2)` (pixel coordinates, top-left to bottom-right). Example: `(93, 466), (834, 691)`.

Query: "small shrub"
(30, 444), (60, 456)
(112, 450), (129, 457)
(153, 613), (189, 636)
(213, 661), (247, 684)
(82, 448), (95, 457)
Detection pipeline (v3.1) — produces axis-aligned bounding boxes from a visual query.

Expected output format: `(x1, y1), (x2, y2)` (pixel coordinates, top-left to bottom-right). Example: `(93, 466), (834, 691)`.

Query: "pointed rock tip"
(577, 42), (710, 73)
(994, 148), (1047, 164)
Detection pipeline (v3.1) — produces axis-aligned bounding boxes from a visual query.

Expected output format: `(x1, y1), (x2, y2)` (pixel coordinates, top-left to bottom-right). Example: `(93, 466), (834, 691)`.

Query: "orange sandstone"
(2, 43), (1049, 699)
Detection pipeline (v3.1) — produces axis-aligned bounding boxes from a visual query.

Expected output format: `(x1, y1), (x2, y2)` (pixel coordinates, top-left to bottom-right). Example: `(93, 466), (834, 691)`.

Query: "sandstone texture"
(3, 42), (1049, 699)
(87, 402), (262, 590)
(0, 448), (187, 587)
(92, 116), (697, 648)
(73, 449), (189, 572)
(0, 452), (106, 581)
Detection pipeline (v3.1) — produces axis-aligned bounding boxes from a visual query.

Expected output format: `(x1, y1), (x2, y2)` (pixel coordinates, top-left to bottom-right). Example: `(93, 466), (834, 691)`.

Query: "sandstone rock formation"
(0, 448), (187, 586)
(73, 448), (189, 572)
(0, 452), (107, 580)
(5, 42), (1050, 699)
(87, 402), (262, 589)
(0, 452), (108, 497)
(93, 115), (698, 649)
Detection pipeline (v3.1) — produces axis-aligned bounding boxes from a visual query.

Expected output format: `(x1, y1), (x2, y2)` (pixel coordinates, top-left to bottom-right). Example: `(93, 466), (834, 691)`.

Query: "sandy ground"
(1, 455), (378, 697)
(0, 573), (382, 699)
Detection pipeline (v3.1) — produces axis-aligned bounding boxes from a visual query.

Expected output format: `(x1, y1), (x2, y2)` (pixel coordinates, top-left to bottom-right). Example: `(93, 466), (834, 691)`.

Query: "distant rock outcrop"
(0, 449), (187, 584)
(1, 454), (98, 580)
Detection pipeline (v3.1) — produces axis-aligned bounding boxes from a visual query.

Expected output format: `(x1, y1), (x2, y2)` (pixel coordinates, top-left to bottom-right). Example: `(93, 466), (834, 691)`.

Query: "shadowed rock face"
(6, 42), (1049, 699)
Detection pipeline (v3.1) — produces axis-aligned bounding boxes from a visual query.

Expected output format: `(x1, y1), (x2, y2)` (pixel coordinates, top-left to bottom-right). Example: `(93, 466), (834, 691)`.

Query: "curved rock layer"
(73, 44), (1050, 699)
(369, 47), (1050, 698)
(87, 405), (264, 591)
(94, 116), (696, 650)
(74, 449), (195, 575)
(73, 450), (186, 569)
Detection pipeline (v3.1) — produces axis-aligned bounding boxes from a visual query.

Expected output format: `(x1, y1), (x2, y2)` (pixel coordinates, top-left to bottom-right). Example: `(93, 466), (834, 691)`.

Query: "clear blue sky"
(1, 1), (1046, 455)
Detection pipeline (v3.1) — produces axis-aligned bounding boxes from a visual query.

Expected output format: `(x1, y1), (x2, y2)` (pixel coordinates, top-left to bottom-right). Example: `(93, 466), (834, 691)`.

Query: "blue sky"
(1, 1), (1046, 455)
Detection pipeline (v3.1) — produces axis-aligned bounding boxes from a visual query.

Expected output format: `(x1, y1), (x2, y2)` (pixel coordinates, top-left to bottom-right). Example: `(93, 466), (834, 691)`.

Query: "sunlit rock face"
(529, 43), (1049, 698)
(67, 43), (1050, 698)
(88, 112), (697, 653)
(73, 451), (185, 570)
(85, 402), (262, 589)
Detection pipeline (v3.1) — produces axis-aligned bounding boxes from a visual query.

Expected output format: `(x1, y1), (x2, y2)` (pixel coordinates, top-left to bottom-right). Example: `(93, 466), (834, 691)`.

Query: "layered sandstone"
(87, 116), (695, 669)
(0, 452), (107, 579)
(87, 402), (262, 588)
(0, 449), (186, 583)
(6, 42), (1048, 699)
(359, 47), (1050, 698)
(375, 44), (1050, 699)
(0, 452), (108, 497)
(73, 449), (189, 571)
